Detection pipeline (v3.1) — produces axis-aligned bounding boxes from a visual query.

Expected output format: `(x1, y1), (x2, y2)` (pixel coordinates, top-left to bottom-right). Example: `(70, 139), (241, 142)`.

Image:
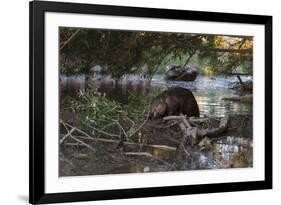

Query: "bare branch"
(60, 29), (80, 50)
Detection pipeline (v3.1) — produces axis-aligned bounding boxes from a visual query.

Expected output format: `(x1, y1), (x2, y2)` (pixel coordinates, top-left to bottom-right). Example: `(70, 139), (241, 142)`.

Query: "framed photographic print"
(29, 0), (272, 204)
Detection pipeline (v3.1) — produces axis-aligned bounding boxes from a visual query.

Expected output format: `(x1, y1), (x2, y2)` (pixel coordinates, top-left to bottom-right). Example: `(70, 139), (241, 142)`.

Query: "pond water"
(60, 74), (253, 117)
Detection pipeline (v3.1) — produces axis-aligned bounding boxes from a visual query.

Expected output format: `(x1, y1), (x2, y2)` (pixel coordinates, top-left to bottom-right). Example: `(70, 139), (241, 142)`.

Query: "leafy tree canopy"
(60, 27), (253, 78)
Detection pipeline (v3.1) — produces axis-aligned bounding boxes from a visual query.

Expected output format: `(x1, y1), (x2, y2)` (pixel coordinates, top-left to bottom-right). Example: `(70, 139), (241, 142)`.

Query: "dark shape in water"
(165, 64), (199, 81)
(149, 87), (200, 119)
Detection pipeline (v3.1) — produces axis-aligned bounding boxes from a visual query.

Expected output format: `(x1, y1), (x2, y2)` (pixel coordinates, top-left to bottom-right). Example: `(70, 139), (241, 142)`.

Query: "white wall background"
(0, 0), (279, 204)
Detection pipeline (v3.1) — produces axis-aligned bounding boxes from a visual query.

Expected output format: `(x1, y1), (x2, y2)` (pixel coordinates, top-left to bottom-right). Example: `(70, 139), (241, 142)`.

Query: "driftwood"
(197, 114), (229, 137)
(163, 114), (229, 144)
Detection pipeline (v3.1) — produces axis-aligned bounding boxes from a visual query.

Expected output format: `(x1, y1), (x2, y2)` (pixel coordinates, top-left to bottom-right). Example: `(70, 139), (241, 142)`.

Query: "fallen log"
(197, 114), (229, 137)
(164, 114), (229, 143)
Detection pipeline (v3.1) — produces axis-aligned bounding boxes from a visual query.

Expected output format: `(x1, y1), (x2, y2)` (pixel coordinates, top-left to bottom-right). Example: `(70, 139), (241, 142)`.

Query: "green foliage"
(198, 52), (253, 75)
(197, 36), (253, 75)
(61, 86), (163, 127)
(60, 27), (253, 77)
(63, 86), (123, 125)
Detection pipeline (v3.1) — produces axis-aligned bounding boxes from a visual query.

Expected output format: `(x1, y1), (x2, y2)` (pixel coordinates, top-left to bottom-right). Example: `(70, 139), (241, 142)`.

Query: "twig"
(60, 134), (177, 151)
(148, 144), (177, 151)
(60, 29), (80, 50)
(64, 142), (81, 146)
(180, 114), (192, 128)
(124, 115), (136, 136)
(60, 120), (92, 139)
(116, 121), (128, 139)
(163, 115), (185, 121)
(124, 115), (135, 127)
(60, 120), (96, 151)
(123, 152), (153, 157)
(180, 143), (191, 156)
(127, 116), (149, 138)
(101, 122), (118, 131)
(188, 117), (210, 123)
(84, 122), (120, 138)
(60, 127), (75, 144)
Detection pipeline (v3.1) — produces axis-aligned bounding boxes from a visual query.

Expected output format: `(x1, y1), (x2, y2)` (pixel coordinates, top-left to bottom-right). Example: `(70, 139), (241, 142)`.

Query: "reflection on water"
(60, 74), (252, 117)
(211, 136), (253, 169)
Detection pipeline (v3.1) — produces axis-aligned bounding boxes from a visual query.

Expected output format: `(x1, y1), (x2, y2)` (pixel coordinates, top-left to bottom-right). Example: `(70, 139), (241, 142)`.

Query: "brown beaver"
(148, 87), (199, 119)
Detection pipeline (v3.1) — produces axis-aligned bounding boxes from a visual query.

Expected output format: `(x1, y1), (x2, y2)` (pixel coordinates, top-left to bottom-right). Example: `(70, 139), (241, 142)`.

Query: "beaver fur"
(149, 87), (199, 118)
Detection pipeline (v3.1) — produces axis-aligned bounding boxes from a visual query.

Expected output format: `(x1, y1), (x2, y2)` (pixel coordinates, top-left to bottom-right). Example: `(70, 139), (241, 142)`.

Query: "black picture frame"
(29, 0), (272, 204)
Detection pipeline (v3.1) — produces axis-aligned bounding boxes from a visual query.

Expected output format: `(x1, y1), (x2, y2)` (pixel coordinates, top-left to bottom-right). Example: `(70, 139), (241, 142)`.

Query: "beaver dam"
(59, 75), (253, 176)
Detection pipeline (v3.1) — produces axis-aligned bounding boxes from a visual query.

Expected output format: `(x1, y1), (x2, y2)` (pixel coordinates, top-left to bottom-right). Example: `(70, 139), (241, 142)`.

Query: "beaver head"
(148, 97), (167, 119)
